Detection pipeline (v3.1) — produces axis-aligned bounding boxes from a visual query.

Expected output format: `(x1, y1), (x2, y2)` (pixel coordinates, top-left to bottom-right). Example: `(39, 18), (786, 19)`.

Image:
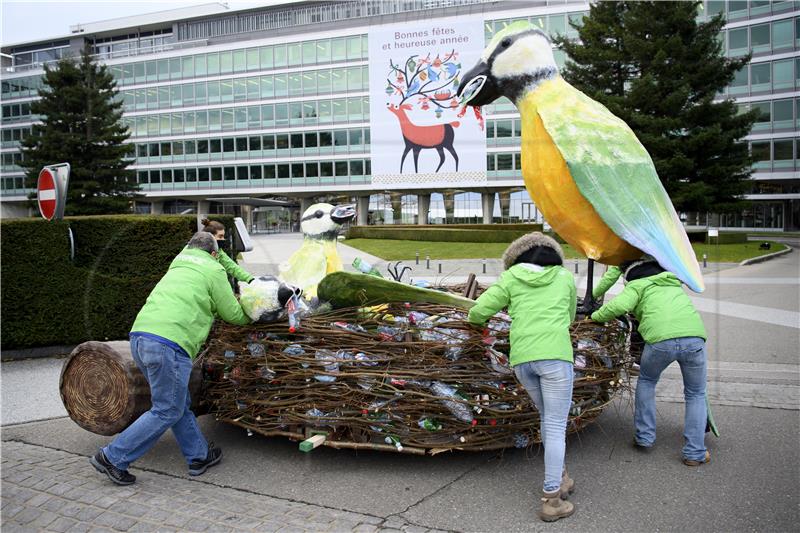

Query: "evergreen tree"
(554, 1), (757, 213)
(21, 47), (137, 215)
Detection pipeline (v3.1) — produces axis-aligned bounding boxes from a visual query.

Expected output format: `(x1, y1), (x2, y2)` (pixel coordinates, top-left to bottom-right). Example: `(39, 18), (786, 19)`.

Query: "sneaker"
(89, 451), (136, 486)
(633, 438), (652, 451)
(188, 443), (222, 476)
(683, 450), (711, 466)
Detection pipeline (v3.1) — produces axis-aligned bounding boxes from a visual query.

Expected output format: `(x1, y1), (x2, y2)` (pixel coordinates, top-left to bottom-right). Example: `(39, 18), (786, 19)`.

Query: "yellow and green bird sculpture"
(458, 21), (704, 296)
(279, 203), (356, 298)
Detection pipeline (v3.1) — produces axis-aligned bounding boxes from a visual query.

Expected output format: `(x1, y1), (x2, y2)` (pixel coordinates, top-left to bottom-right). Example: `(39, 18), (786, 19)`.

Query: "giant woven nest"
(201, 302), (635, 454)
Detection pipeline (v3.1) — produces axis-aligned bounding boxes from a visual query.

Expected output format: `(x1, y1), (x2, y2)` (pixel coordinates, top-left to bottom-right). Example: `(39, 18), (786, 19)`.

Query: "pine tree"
(554, 1), (757, 213)
(21, 47), (137, 215)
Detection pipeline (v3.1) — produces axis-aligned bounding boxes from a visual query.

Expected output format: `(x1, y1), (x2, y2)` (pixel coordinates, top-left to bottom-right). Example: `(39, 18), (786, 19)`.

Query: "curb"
(739, 245), (793, 266)
(1, 344), (76, 362)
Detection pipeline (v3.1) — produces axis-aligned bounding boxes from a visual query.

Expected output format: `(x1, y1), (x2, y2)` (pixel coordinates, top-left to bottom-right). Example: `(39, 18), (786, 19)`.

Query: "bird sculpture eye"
(315, 210), (324, 218)
(501, 38), (512, 48)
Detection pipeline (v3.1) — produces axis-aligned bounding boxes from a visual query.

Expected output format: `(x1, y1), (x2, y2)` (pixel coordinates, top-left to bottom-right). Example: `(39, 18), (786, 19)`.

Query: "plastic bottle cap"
(489, 419), (497, 426)
(471, 419), (478, 426)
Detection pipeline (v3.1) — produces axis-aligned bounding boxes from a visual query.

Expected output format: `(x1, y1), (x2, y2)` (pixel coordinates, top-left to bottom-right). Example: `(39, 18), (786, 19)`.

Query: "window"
(303, 42), (316, 64)
(186, 168), (197, 182)
(236, 137), (248, 152)
(730, 66), (749, 94)
(198, 139), (209, 154)
(302, 72), (316, 95)
(332, 70), (347, 93)
(249, 136), (261, 151)
(211, 167), (222, 181)
(264, 164), (276, 180)
(750, 24), (770, 52)
(221, 80), (234, 103)
(318, 71), (331, 93)
(497, 153), (513, 170)
(347, 36), (362, 59)
(250, 165), (262, 180)
(292, 163), (305, 179)
(773, 59), (794, 90)
(182, 56), (194, 78)
(288, 43), (302, 66)
(223, 138), (235, 153)
(772, 19), (793, 50)
(274, 74), (287, 97)
(751, 141), (771, 164)
(289, 73), (302, 96)
(317, 40), (331, 63)
(262, 134), (275, 150)
(207, 52), (220, 75)
(233, 50), (246, 72)
(260, 46), (273, 69)
(752, 101), (771, 125)
(306, 162), (319, 178)
(305, 132), (318, 148)
(321, 161), (333, 177)
(331, 38), (346, 62)
(291, 133), (303, 149)
(773, 139), (794, 164)
(174, 169), (185, 182)
(350, 129), (363, 146)
(261, 75), (274, 98)
(274, 44), (287, 67)
(195, 82), (207, 105)
(210, 139), (222, 153)
(185, 140), (197, 155)
(169, 58), (181, 79)
(261, 104), (274, 127)
(496, 120), (513, 138)
(350, 160), (364, 176)
(729, 28), (748, 51)
(247, 77), (259, 100)
(248, 106), (260, 128)
(334, 130), (348, 147)
(751, 62), (771, 89)
(276, 134), (289, 150)
(195, 54), (207, 76)
(773, 99), (793, 127)
(157, 59), (169, 81)
(246, 48), (259, 71)
(199, 168), (209, 181)
(219, 51), (233, 74)
(335, 161), (348, 176)
(224, 167), (236, 180)
(234, 79), (247, 101)
(320, 131), (332, 147)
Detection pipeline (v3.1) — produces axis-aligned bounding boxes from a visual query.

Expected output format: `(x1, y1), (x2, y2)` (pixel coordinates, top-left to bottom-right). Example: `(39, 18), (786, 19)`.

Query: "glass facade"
(1, 1), (798, 229)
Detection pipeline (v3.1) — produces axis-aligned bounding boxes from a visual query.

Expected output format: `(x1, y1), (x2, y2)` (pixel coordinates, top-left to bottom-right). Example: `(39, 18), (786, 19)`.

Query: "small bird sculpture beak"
(457, 61), (499, 106)
(330, 204), (356, 224)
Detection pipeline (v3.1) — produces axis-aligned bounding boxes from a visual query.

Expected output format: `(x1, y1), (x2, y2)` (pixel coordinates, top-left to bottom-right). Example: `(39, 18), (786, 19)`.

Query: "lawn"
(343, 238), (787, 263)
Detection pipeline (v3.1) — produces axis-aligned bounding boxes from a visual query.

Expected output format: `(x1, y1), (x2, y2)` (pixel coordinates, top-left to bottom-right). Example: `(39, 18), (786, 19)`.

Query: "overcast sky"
(1, 1), (269, 46)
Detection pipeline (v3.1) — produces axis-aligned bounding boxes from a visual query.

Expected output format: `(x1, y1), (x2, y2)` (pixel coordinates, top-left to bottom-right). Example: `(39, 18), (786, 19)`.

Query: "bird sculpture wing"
(536, 81), (705, 292)
(278, 240), (329, 297)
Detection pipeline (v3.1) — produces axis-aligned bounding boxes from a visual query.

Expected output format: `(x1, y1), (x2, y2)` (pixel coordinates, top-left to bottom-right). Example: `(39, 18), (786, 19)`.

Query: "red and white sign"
(36, 163), (70, 221)
(37, 168), (58, 220)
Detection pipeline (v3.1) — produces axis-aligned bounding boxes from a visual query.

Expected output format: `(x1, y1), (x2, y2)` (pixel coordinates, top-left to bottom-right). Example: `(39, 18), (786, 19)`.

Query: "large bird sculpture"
(458, 21), (704, 309)
(279, 203), (356, 297)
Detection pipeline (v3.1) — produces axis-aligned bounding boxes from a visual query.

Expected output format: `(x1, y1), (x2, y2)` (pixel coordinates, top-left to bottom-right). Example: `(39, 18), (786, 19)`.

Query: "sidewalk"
(0, 440), (435, 533)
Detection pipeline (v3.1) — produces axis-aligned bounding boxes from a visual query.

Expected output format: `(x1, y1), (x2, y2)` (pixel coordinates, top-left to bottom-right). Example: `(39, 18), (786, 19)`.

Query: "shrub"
(346, 225), (543, 243)
(1, 214), (233, 349)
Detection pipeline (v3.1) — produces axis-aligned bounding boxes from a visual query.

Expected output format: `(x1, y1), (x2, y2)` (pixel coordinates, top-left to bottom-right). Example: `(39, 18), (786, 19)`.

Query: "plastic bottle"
(429, 381), (474, 424)
(247, 343), (266, 357)
(314, 349), (339, 382)
(285, 294), (300, 333)
(377, 325), (402, 341)
(418, 418), (443, 431)
(353, 257), (383, 277)
(384, 435), (403, 451)
(332, 321), (367, 334)
(513, 433), (530, 449)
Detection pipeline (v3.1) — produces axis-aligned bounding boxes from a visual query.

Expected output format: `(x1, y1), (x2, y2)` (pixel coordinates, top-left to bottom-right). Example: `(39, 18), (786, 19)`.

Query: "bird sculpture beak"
(457, 61), (499, 106)
(330, 204), (356, 224)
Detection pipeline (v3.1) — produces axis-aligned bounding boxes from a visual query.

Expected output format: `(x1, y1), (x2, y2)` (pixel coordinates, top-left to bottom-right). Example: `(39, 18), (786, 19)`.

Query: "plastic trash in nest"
(407, 311), (431, 326)
(355, 352), (378, 367)
(418, 418), (443, 431)
(247, 343), (266, 358)
(377, 325), (404, 341)
(486, 346), (513, 375)
(413, 280), (432, 288)
(314, 349), (339, 382)
(224, 350), (236, 360)
(353, 257), (383, 277)
(577, 338), (612, 368)
(259, 366), (276, 379)
(429, 381), (474, 424)
(283, 344), (305, 356)
(332, 321), (367, 334)
(513, 433), (530, 448)
(574, 354), (587, 369)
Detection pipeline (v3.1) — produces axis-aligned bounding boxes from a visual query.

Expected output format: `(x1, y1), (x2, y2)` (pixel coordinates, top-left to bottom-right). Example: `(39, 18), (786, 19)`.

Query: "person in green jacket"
(468, 232), (576, 522)
(593, 265), (622, 301)
(90, 232), (251, 486)
(201, 218), (254, 283)
(590, 258), (709, 466)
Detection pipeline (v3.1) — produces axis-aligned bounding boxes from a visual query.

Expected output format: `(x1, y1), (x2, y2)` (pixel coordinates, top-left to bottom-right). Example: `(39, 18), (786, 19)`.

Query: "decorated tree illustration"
(383, 51), (481, 173)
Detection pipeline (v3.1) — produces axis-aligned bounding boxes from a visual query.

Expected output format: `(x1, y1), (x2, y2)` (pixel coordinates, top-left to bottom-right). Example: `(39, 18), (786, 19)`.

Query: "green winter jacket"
(468, 264), (576, 366)
(218, 249), (254, 283)
(131, 247), (251, 358)
(593, 266), (622, 299)
(591, 272), (706, 344)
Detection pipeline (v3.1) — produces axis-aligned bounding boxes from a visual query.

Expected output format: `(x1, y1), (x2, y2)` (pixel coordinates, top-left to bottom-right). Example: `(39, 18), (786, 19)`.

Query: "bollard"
(574, 260), (579, 274)
(702, 253), (707, 268)
(426, 255), (430, 269)
(482, 259), (486, 274)
(415, 251), (420, 265)
(438, 263), (442, 274)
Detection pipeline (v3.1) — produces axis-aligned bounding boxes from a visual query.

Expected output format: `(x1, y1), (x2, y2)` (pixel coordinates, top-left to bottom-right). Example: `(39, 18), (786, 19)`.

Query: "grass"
(343, 238), (788, 263)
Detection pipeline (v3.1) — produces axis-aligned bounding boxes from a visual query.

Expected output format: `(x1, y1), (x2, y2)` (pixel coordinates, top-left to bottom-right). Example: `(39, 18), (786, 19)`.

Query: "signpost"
(36, 163), (70, 221)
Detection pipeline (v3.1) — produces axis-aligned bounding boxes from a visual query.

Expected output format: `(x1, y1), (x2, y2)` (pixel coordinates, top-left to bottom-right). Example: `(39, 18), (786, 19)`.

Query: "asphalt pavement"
(2, 234), (798, 532)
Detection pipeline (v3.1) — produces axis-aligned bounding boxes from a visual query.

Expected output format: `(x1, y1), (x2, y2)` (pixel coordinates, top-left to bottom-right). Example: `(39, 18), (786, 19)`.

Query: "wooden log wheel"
(59, 341), (205, 436)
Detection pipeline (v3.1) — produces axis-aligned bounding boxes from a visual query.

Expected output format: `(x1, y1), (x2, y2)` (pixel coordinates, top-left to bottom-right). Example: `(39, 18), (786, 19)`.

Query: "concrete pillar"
(150, 201), (164, 215)
(443, 192), (455, 222)
(300, 197), (315, 215)
(357, 195), (370, 226)
(390, 193), (403, 224)
(241, 204), (254, 232)
(417, 194), (430, 225)
(498, 191), (511, 220)
(481, 193), (495, 224)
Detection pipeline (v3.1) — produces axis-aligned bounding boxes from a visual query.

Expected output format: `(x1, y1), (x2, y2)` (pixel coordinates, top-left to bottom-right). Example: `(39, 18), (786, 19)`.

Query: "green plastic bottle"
(353, 257), (383, 277)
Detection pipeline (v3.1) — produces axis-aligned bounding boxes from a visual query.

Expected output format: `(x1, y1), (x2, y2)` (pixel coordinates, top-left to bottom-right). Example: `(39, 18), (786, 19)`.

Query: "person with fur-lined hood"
(467, 232), (576, 523)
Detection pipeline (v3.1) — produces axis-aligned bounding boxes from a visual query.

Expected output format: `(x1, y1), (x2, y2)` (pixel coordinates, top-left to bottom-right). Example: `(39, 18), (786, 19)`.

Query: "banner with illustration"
(368, 19), (486, 186)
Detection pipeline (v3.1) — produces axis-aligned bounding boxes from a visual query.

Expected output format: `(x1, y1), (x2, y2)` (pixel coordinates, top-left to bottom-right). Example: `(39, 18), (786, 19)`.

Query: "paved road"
(2, 235), (798, 532)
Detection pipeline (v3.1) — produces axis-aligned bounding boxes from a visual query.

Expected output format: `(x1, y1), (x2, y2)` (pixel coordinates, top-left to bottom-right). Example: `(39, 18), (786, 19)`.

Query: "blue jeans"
(103, 336), (208, 470)
(514, 360), (574, 493)
(635, 337), (707, 461)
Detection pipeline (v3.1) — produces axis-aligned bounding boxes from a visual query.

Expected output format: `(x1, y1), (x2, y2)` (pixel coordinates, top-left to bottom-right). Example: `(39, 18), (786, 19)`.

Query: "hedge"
(346, 226), (543, 243)
(686, 230), (747, 244)
(1, 214), (233, 349)
(354, 223), (544, 231)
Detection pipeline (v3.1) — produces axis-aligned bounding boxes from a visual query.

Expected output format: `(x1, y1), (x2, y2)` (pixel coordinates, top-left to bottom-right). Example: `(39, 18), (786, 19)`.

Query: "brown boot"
(539, 489), (575, 522)
(683, 450), (711, 466)
(560, 470), (575, 499)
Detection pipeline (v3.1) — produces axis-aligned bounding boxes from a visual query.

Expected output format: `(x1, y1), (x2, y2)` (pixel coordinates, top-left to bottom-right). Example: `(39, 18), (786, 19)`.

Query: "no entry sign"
(36, 163), (70, 220)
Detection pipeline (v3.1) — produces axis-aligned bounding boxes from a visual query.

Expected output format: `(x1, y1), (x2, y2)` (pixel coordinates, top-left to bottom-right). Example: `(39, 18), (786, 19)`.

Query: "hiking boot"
(89, 451), (135, 486)
(683, 450), (711, 466)
(539, 489), (575, 522)
(560, 470), (575, 499)
(188, 443), (222, 476)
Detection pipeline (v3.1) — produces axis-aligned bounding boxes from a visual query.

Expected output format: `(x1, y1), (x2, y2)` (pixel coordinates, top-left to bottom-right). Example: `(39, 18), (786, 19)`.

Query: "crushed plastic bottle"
(353, 257), (383, 277)
(486, 347), (513, 375)
(418, 418), (443, 431)
(332, 321), (367, 334)
(236, 401), (247, 410)
(260, 366), (276, 379)
(224, 350), (236, 359)
(314, 349), (339, 382)
(513, 433), (530, 449)
(574, 354), (587, 369)
(384, 435), (403, 451)
(247, 343), (266, 358)
(355, 352), (378, 367)
(407, 311), (430, 326)
(429, 381), (474, 424)
(377, 325), (403, 341)
(306, 408), (326, 419)
(282, 344), (305, 356)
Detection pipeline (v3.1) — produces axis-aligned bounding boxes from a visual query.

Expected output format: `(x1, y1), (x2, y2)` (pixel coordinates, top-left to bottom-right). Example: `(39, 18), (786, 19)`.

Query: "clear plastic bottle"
(352, 257), (383, 277)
